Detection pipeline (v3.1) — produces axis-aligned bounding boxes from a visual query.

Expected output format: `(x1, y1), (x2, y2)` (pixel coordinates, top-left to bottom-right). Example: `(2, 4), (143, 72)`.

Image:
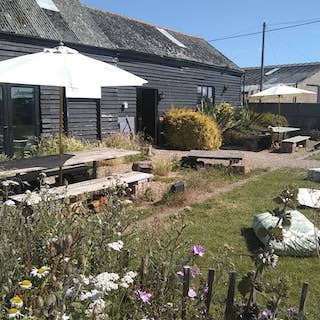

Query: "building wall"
(297, 71), (320, 103)
(0, 34), (242, 140)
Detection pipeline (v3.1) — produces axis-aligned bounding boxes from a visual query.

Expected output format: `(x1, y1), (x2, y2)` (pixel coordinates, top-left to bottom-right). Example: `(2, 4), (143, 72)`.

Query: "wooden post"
(298, 282), (309, 319)
(59, 86), (64, 185)
(225, 271), (236, 320)
(122, 249), (130, 268)
(182, 266), (191, 320)
(92, 161), (97, 179)
(205, 268), (215, 316)
(139, 256), (148, 287)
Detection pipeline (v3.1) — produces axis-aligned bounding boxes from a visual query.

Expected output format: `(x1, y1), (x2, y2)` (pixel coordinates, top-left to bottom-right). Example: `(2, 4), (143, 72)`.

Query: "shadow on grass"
(241, 227), (264, 253)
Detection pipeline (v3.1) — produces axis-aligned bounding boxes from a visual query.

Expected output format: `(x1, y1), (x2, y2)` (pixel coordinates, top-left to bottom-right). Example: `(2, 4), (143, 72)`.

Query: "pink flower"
(188, 288), (197, 300)
(191, 244), (205, 257)
(177, 271), (184, 279)
(135, 290), (151, 304)
(191, 265), (201, 277)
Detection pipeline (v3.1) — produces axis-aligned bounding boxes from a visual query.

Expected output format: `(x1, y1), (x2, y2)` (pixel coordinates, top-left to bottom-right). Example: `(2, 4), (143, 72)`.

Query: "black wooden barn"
(0, 0), (242, 155)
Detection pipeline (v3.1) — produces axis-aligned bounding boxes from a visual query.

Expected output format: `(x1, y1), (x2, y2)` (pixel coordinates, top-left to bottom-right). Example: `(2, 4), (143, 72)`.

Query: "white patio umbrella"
(0, 43), (147, 183)
(249, 84), (316, 115)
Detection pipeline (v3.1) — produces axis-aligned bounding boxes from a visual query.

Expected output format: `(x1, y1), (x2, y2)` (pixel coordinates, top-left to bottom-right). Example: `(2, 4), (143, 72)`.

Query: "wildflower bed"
(1, 167), (319, 319)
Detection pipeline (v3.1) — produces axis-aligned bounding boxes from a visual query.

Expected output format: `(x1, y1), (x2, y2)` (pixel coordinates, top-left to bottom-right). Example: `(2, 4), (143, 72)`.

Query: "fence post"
(182, 266), (191, 320)
(224, 271), (237, 320)
(205, 268), (215, 316)
(298, 282), (309, 320)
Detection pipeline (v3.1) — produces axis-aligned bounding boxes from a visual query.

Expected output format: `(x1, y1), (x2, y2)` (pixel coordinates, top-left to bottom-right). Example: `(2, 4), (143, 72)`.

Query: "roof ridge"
(82, 4), (204, 40)
(244, 61), (320, 69)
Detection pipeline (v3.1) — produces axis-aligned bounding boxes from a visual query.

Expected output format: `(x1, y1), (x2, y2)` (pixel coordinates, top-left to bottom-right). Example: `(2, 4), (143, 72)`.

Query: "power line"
(268, 17), (320, 26)
(209, 19), (320, 42)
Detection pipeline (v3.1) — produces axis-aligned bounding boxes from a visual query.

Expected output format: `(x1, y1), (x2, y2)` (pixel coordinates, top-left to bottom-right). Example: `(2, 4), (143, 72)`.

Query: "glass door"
(0, 84), (40, 157)
(10, 86), (38, 156)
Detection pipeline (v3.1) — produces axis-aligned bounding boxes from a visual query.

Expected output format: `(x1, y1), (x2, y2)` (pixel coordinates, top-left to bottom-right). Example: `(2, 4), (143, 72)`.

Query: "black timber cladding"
(0, 0), (242, 140)
(0, 34), (241, 139)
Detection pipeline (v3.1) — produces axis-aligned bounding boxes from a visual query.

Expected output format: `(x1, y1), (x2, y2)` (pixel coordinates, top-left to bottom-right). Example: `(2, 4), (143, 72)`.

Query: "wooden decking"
(0, 148), (139, 179)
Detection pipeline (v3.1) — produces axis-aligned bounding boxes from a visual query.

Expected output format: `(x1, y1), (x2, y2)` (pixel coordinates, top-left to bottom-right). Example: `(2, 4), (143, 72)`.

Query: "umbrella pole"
(59, 86), (64, 185)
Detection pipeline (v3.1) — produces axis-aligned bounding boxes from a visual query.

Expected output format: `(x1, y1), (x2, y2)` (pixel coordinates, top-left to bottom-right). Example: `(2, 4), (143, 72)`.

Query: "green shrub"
(212, 102), (235, 132)
(256, 112), (288, 127)
(34, 134), (90, 156)
(100, 132), (149, 151)
(163, 107), (222, 150)
(223, 128), (259, 146)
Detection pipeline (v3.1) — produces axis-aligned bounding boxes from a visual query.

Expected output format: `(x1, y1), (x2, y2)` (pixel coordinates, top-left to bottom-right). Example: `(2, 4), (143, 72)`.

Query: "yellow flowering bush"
(163, 107), (222, 150)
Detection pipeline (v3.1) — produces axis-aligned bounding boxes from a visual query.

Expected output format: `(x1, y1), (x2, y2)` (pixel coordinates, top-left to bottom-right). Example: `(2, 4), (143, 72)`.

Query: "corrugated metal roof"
(0, 0), (241, 71)
(244, 62), (320, 87)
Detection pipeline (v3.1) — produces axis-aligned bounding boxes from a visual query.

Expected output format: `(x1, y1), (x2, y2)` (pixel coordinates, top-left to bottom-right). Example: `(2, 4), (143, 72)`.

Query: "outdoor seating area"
(1, 1), (320, 318)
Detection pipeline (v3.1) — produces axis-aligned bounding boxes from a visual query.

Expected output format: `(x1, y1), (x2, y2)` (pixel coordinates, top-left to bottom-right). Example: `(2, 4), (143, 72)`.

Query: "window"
(36, 0), (59, 12)
(197, 85), (215, 105)
(157, 28), (187, 48)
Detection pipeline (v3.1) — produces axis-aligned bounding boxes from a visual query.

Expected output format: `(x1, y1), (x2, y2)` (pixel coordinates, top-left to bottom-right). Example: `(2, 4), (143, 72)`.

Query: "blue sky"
(81, 0), (320, 67)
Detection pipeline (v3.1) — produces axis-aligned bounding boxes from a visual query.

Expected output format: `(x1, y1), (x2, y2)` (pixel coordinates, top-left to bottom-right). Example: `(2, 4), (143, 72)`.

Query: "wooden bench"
(280, 136), (310, 153)
(181, 150), (249, 173)
(9, 171), (153, 205)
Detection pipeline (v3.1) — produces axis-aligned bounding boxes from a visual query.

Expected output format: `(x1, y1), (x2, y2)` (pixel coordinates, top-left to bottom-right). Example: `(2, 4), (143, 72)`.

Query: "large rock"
(253, 210), (320, 257)
(308, 168), (320, 182)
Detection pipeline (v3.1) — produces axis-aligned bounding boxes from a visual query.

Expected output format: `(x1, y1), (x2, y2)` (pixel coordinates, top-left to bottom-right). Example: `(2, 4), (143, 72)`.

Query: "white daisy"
(31, 266), (50, 278)
(19, 280), (32, 290)
(7, 308), (23, 318)
(10, 296), (23, 308)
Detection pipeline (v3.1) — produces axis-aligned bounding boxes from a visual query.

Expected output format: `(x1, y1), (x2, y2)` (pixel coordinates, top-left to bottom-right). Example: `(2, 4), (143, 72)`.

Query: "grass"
(308, 150), (320, 160)
(181, 167), (265, 193)
(176, 168), (320, 317)
(153, 157), (173, 176)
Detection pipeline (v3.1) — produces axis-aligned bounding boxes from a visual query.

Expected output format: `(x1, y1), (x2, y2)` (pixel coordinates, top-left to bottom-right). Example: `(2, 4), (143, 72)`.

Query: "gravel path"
(153, 148), (320, 170)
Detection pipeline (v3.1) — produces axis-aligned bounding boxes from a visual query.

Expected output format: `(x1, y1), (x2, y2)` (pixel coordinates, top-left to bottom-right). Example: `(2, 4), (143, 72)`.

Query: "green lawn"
(181, 168), (320, 318)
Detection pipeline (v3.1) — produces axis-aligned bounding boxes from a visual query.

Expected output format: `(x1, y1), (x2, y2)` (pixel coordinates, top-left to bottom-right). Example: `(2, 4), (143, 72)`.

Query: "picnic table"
(0, 148), (139, 180)
(267, 126), (300, 143)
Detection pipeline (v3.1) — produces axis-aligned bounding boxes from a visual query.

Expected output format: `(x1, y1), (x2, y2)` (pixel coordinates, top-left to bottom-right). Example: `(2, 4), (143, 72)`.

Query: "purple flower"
(191, 244), (205, 257)
(135, 290), (151, 304)
(188, 288), (197, 300)
(191, 265), (201, 277)
(258, 309), (273, 320)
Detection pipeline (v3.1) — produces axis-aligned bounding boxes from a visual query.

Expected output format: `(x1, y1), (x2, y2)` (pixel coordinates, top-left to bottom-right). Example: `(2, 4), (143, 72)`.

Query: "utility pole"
(259, 22), (266, 91)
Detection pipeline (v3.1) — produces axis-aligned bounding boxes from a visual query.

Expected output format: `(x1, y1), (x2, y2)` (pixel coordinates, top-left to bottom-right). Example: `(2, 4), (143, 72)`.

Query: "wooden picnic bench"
(0, 148), (139, 180)
(9, 171), (153, 205)
(280, 135), (310, 153)
(181, 150), (248, 173)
